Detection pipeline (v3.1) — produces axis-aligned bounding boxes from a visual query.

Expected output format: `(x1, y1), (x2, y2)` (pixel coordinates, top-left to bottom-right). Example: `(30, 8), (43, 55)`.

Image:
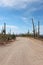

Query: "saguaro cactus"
(3, 22), (6, 34)
(38, 21), (40, 37)
(32, 18), (35, 38)
(1, 23), (6, 34)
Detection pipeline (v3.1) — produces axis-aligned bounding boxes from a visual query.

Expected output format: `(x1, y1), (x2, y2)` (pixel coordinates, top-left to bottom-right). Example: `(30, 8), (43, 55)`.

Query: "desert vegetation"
(16, 18), (43, 41)
(0, 18), (43, 45)
(0, 23), (16, 45)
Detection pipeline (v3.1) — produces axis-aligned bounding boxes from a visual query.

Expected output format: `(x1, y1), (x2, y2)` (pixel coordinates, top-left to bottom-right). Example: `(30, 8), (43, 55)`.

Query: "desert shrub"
(11, 34), (16, 39)
(0, 34), (16, 42)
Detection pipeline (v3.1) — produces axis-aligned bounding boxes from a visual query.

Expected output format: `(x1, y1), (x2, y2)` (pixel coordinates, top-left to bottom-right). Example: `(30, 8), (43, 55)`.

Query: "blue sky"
(0, 0), (43, 34)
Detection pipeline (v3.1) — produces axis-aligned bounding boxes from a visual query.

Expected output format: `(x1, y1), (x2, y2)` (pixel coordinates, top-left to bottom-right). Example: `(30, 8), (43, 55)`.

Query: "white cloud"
(0, 25), (18, 29)
(6, 25), (18, 29)
(0, 0), (42, 9)
(22, 17), (28, 23)
(22, 17), (31, 25)
(0, 0), (27, 8)
(0, 25), (19, 34)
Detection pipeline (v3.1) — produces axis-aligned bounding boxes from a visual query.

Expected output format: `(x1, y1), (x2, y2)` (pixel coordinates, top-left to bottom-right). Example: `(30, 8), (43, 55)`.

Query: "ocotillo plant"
(32, 18), (35, 38)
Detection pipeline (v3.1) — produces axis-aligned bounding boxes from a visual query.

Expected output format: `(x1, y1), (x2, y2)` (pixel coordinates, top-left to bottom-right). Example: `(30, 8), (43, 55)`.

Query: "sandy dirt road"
(0, 37), (43, 65)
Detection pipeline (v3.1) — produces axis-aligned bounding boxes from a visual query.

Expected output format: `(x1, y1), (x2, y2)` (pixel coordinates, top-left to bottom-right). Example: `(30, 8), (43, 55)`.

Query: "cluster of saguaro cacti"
(32, 18), (40, 38)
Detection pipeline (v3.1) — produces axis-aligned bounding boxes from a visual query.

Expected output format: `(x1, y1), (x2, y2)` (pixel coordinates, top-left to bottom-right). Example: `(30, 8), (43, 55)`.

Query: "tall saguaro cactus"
(3, 22), (6, 34)
(38, 21), (40, 37)
(32, 18), (35, 38)
(1, 23), (6, 34)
